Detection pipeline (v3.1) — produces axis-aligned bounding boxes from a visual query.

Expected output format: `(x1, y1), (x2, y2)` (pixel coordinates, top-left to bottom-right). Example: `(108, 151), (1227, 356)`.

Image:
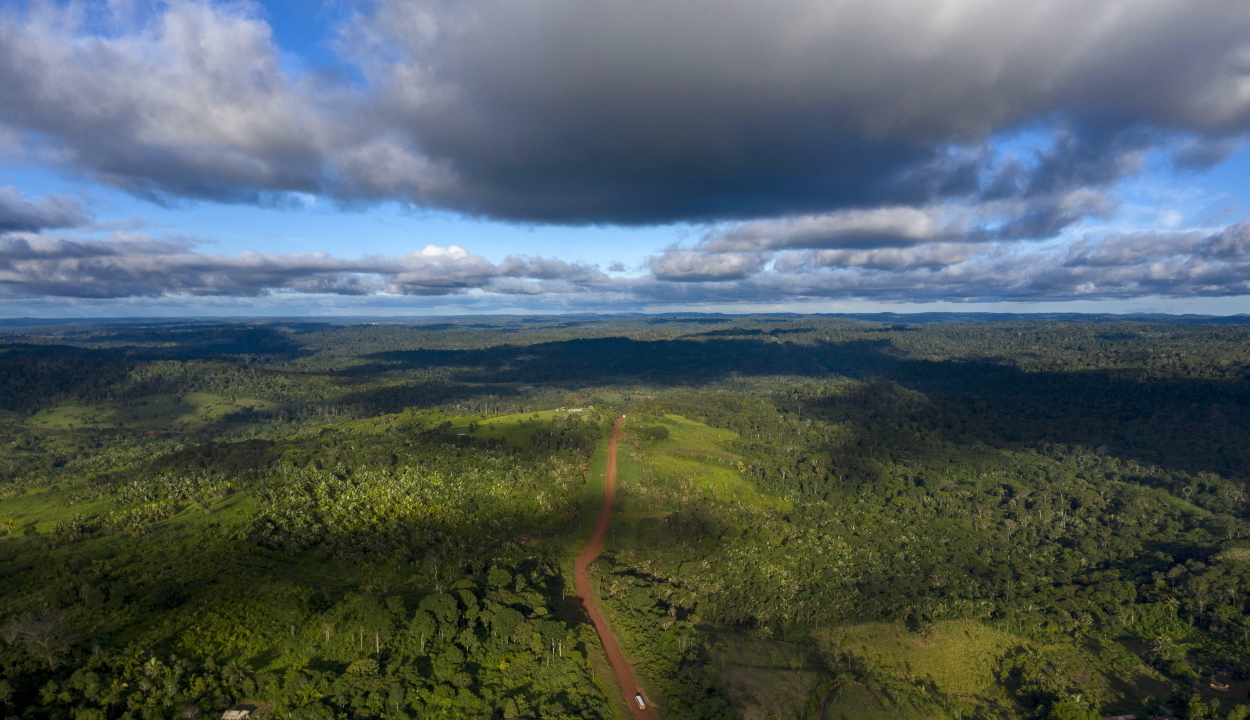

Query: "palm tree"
(223, 660), (253, 691)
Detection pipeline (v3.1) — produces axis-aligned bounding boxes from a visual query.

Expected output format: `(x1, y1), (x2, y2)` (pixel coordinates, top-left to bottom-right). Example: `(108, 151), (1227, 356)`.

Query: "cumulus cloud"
(0, 186), (90, 232)
(3, 0), (1250, 310)
(650, 249), (769, 281)
(0, 234), (604, 299)
(496, 255), (605, 283)
(702, 189), (1119, 254)
(2, 221), (1249, 305)
(0, 2), (336, 203)
(774, 244), (983, 272)
(0, 0), (1248, 223)
(624, 221), (1250, 304)
(705, 207), (960, 252)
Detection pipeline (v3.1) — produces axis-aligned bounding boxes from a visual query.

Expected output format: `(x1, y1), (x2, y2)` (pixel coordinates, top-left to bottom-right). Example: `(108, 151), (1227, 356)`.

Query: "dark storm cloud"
(0, 186), (90, 233)
(350, 0), (1250, 223)
(3, 0), (1250, 308)
(1, 0), (1249, 224)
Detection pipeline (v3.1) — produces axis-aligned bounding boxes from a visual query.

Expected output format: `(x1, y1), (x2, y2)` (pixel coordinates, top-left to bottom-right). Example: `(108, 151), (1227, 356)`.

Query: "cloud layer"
(0, 233), (607, 299)
(3, 220), (1248, 305)
(1, 0), (1248, 225)
(0, 186), (90, 233)
(1, 1), (1249, 309)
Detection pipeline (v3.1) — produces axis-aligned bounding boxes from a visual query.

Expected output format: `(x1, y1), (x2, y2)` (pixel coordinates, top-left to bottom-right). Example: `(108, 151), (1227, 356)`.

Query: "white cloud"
(0, 234), (607, 298)
(775, 244), (983, 271)
(0, 221), (1249, 308)
(649, 249), (769, 281)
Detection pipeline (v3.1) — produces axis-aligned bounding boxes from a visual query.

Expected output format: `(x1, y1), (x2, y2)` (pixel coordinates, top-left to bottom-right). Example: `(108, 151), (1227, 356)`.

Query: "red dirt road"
(575, 418), (660, 720)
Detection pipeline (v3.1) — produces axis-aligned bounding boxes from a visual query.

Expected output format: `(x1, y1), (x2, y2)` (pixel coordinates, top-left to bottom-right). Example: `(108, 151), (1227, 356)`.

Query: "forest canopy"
(0, 313), (1249, 720)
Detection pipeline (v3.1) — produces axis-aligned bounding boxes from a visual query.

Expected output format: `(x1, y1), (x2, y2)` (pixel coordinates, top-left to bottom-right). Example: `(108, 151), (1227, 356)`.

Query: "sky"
(1, 0), (1249, 317)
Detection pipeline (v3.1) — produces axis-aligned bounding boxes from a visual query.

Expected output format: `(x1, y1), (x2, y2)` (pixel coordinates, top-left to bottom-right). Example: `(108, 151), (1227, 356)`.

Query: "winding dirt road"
(575, 418), (660, 720)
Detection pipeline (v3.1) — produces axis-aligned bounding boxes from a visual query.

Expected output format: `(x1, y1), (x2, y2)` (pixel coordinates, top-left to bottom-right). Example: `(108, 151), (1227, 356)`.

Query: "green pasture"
(813, 621), (1020, 719)
(638, 413), (788, 511)
(821, 681), (946, 720)
(561, 431), (611, 563)
(25, 393), (275, 432)
(814, 620), (1186, 718)
(446, 408), (573, 445)
(707, 633), (825, 720)
(0, 479), (258, 539)
(817, 620), (1019, 702)
(0, 488), (110, 535)
(720, 665), (823, 720)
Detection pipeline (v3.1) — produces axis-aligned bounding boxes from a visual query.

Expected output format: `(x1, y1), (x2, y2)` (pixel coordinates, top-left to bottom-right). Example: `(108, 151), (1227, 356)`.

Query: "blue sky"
(0, 0), (1248, 317)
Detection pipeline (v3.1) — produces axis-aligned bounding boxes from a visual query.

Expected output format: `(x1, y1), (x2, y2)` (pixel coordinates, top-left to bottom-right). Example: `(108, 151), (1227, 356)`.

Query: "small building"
(221, 706), (255, 720)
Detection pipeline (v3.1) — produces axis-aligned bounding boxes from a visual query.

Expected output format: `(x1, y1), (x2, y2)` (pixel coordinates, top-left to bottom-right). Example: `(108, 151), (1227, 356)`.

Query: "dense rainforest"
(0, 313), (1249, 720)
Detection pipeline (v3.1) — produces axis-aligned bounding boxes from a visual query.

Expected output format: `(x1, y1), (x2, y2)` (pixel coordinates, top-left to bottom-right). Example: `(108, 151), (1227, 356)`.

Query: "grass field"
(636, 414), (788, 512)
(722, 666), (823, 720)
(820, 681), (949, 720)
(0, 488), (111, 534)
(813, 620), (1194, 719)
(814, 621), (1019, 719)
(446, 408), (574, 445)
(707, 633), (826, 720)
(0, 477), (260, 537)
(817, 620), (1020, 701)
(26, 393), (275, 432)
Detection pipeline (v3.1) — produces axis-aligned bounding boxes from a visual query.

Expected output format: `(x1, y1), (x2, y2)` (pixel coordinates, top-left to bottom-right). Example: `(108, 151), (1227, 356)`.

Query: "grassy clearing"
(578, 439), (610, 534)
(26, 393), (275, 432)
(171, 491), (257, 528)
(634, 414), (788, 512)
(0, 488), (111, 533)
(816, 620), (1020, 702)
(708, 634), (825, 720)
(614, 433), (648, 508)
(0, 482), (259, 538)
(721, 666), (823, 720)
(446, 409), (572, 445)
(821, 681), (948, 720)
(813, 621), (1189, 718)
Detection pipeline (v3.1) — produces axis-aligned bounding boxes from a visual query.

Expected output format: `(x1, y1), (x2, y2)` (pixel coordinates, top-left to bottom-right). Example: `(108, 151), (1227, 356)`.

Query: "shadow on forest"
(348, 336), (897, 383)
(2, 323), (320, 365)
(352, 335), (1250, 481)
(883, 359), (1250, 481)
(93, 324), (323, 360)
(6, 329), (1247, 487)
(337, 381), (525, 415)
